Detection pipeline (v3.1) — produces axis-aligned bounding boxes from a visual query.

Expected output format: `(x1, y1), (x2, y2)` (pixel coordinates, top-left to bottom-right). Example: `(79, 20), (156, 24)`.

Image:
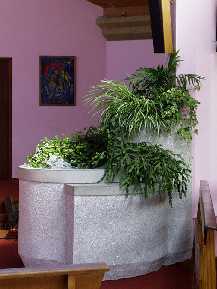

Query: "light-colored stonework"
(18, 164), (192, 280)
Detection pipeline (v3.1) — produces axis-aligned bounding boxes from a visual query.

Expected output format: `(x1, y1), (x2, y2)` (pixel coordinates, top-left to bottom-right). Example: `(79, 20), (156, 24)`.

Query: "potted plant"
(27, 52), (203, 205)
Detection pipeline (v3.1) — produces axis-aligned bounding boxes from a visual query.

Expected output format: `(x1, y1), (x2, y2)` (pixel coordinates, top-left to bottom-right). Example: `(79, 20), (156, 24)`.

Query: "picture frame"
(39, 56), (76, 106)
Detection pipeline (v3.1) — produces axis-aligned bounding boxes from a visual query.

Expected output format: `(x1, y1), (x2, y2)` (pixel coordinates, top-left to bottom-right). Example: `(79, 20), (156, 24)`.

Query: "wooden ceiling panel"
(87, 0), (151, 41)
(87, 0), (148, 8)
(104, 6), (149, 17)
(86, 0), (174, 53)
(96, 15), (152, 41)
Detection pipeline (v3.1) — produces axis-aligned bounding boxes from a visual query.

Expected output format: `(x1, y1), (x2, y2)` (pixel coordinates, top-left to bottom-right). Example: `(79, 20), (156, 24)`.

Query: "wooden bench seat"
(0, 263), (109, 289)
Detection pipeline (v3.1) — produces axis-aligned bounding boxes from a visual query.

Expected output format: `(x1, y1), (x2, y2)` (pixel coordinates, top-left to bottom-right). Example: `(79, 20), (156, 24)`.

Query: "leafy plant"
(27, 136), (74, 168)
(70, 127), (107, 168)
(127, 52), (203, 97)
(105, 140), (191, 206)
(84, 51), (202, 204)
(27, 128), (107, 169)
(87, 52), (202, 141)
(27, 52), (201, 206)
(88, 81), (199, 141)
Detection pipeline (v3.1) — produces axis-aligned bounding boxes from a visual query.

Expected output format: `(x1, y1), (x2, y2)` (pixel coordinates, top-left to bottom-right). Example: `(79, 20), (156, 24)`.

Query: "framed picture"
(39, 56), (76, 106)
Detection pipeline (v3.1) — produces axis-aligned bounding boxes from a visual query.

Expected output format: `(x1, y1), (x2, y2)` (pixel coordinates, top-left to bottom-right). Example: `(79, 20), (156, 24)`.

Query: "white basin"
(18, 165), (105, 184)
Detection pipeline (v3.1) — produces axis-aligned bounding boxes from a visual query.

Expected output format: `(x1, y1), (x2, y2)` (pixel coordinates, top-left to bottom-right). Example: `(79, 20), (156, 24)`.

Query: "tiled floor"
(0, 179), (193, 289)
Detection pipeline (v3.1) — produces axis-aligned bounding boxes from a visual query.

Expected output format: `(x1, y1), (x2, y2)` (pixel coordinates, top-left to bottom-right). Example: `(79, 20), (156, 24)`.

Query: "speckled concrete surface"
(18, 132), (193, 280)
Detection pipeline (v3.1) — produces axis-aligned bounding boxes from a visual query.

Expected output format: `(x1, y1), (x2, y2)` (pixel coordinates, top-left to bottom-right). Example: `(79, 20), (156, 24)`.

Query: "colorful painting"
(40, 56), (76, 106)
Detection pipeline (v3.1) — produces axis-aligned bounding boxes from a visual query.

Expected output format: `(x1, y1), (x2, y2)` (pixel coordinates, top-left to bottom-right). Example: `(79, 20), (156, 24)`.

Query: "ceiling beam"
(97, 15), (152, 41)
(87, 0), (148, 8)
(87, 0), (151, 41)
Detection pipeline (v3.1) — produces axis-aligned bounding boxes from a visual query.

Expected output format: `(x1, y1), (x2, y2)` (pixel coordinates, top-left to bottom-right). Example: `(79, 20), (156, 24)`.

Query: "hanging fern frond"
(176, 74), (204, 90)
(105, 141), (191, 206)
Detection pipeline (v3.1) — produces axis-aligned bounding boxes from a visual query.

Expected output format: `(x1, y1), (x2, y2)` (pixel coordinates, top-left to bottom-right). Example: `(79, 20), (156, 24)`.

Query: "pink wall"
(176, 0), (217, 217)
(106, 40), (167, 80)
(0, 0), (105, 176)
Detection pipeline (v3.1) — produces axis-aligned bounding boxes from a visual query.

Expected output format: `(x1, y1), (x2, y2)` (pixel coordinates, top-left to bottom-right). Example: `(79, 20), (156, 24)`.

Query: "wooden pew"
(0, 263), (109, 289)
(195, 180), (216, 289)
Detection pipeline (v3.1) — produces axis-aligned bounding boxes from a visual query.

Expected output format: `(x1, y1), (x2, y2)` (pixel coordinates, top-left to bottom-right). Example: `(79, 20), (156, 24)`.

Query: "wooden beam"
(87, 0), (152, 42)
(104, 6), (149, 17)
(148, 0), (174, 53)
(96, 15), (152, 41)
(87, 0), (148, 8)
(161, 0), (173, 53)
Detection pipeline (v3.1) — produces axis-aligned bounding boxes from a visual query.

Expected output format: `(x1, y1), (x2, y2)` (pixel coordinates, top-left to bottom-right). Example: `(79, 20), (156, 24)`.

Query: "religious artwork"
(40, 56), (76, 106)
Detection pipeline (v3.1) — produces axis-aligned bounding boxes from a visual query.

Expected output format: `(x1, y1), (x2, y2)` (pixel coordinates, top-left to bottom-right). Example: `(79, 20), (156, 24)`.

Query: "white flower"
(35, 145), (41, 153)
(46, 154), (72, 169)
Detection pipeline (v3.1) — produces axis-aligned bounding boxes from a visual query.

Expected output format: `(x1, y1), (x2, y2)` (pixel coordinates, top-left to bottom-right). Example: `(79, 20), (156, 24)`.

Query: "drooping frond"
(176, 74), (203, 90)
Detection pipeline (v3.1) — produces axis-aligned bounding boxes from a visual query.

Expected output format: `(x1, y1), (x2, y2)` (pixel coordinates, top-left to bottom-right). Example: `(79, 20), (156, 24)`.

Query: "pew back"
(195, 180), (216, 289)
(0, 263), (109, 289)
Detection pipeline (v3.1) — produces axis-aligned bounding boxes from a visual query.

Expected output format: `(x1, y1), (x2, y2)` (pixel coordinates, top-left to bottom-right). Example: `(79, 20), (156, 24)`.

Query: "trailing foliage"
(27, 128), (107, 169)
(105, 140), (191, 206)
(85, 51), (202, 204)
(27, 126), (191, 205)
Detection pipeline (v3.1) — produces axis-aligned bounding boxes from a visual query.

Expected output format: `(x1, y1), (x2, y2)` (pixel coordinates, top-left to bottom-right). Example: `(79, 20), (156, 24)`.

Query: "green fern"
(127, 51), (203, 97)
(105, 140), (191, 206)
(85, 51), (203, 204)
(177, 74), (202, 90)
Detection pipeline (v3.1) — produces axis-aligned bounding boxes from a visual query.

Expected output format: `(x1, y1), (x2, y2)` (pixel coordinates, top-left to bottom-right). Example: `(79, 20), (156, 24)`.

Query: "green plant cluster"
(88, 52), (202, 141)
(105, 140), (190, 206)
(27, 127), (191, 205)
(127, 52), (202, 97)
(85, 52), (202, 203)
(70, 127), (107, 168)
(27, 136), (73, 168)
(27, 128), (107, 169)
(27, 52), (202, 205)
